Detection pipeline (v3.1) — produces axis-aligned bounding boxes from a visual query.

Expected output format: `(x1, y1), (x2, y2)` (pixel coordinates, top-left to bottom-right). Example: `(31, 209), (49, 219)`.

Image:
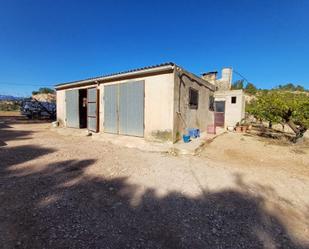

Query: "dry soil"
(0, 116), (308, 249)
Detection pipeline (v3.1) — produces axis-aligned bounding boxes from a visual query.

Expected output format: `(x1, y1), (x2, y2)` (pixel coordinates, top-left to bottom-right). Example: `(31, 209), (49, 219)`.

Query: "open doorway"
(214, 101), (225, 127)
(79, 89), (87, 128)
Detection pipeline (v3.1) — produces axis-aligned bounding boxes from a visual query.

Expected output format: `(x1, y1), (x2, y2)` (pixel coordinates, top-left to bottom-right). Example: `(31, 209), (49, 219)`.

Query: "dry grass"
(0, 111), (21, 117)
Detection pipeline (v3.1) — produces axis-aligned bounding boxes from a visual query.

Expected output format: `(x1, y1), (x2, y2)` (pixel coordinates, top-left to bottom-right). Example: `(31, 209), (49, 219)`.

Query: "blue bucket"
(187, 128), (200, 138)
(182, 134), (191, 143)
(194, 129), (200, 138)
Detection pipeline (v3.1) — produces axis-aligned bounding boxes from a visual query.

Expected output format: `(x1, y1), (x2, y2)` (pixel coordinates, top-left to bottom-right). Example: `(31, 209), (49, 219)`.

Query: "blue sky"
(0, 0), (308, 96)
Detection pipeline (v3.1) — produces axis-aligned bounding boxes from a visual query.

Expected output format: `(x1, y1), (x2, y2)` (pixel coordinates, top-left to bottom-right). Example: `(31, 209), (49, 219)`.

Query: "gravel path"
(0, 119), (308, 249)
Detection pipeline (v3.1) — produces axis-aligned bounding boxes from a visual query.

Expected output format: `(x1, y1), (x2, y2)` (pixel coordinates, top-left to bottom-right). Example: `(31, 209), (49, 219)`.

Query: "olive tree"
(246, 91), (309, 141)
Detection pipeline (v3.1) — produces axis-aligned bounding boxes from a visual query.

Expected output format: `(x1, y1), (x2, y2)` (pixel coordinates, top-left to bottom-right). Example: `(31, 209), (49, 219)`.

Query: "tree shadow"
(1, 154), (308, 249)
(0, 145), (56, 169)
(0, 115), (51, 124)
(0, 121), (34, 146)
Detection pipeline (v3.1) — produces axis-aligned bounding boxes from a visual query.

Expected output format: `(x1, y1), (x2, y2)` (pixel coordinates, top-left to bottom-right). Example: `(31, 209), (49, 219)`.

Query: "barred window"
(209, 95), (214, 111)
(189, 88), (199, 109)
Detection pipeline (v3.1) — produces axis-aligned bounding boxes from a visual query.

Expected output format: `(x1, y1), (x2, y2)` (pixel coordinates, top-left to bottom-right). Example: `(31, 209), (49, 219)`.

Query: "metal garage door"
(87, 88), (98, 132)
(104, 84), (118, 134)
(119, 81), (144, 137)
(104, 81), (144, 137)
(65, 89), (79, 128)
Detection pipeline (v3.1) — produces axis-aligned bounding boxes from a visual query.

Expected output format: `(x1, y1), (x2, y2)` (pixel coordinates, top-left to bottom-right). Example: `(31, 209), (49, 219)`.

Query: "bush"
(0, 101), (20, 111)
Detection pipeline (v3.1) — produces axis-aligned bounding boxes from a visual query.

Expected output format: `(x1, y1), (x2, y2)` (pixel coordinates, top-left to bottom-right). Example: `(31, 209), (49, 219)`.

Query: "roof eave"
(176, 66), (216, 91)
(55, 64), (175, 90)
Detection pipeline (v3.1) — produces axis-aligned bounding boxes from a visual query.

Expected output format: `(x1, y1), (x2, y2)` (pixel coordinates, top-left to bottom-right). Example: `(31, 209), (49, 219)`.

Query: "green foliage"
(244, 83), (257, 95)
(292, 94), (309, 128)
(32, 87), (54, 95)
(232, 80), (257, 95)
(231, 80), (244, 90)
(232, 81), (307, 96)
(246, 91), (281, 124)
(246, 91), (309, 129)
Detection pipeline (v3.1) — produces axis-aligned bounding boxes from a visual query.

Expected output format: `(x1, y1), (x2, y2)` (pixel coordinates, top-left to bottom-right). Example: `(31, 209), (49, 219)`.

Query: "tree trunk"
(286, 119), (299, 134)
(286, 119), (307, 143)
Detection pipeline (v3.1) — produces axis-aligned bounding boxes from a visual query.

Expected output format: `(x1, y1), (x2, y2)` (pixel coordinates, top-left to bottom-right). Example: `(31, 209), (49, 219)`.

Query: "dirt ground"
(1, 115), (309, 249)
(0, 111), (21, 117)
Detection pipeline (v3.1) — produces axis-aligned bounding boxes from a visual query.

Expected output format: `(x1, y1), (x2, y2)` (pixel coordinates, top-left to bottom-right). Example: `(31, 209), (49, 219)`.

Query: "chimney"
(201, 71), (217, 84)
(221, 67), (233, 88)
(213, 68), (233, 91)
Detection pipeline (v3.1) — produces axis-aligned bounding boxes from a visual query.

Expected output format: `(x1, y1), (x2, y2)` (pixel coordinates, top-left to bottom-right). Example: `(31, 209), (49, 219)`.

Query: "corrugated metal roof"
(55, 62), (175, 87)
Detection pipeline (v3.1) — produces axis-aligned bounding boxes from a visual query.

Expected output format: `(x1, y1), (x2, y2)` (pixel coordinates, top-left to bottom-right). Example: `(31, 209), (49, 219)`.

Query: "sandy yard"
(0, 116), (308, 249)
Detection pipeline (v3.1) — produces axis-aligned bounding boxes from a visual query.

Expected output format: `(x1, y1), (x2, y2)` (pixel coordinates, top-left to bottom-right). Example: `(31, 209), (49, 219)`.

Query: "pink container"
(207, 125), (216, 134)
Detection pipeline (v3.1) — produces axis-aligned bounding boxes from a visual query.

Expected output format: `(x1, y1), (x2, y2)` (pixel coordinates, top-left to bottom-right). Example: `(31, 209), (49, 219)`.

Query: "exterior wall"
(56, 90), (66, 126)
(173, 69), (215, 142)
(99, 73), (174, 142)
(56, 84), (98, 127)
(214, 89), (245, 128)
(201, 72), (217, 84)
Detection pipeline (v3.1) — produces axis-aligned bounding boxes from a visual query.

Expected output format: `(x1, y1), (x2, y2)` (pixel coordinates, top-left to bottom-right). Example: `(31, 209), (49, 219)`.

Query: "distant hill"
(0, 95), (25, 101)
(0, 93), (55, 103)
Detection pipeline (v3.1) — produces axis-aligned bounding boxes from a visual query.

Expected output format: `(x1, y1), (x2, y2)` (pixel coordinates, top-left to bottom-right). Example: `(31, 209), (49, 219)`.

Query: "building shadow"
(0, 152), (308, 249)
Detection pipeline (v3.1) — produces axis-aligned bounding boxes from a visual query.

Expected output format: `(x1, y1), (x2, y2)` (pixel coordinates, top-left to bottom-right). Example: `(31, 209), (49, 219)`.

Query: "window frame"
(209, 95), (214, 111)
(215, 101), (225, 113)
(231, 96), (237, 104)
(189, 87), (199, 110)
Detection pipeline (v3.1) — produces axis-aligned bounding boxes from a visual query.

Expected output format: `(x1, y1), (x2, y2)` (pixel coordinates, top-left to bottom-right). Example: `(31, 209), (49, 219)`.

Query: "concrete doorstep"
(172, 128), (226, 155)
(52, 127), (226, 155)
(91, 132), (172, 153)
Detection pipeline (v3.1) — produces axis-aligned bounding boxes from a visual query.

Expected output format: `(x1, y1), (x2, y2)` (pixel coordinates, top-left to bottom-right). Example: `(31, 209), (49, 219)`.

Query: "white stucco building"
(202, 68), (246, 128)
(55, 63), (215, 143)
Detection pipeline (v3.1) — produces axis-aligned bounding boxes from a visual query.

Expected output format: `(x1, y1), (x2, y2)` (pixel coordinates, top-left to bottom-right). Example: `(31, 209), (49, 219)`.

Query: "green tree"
(295, 85), (305, 91)
(279, 83), (295, 91)
(276, 83), (306, 92)
(246, 91), (309, 141)
(231, 80), (244, 90)
(32, 87), (55, 95)
(38, 87), (55, 94)
(244, 83), (257, 95)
